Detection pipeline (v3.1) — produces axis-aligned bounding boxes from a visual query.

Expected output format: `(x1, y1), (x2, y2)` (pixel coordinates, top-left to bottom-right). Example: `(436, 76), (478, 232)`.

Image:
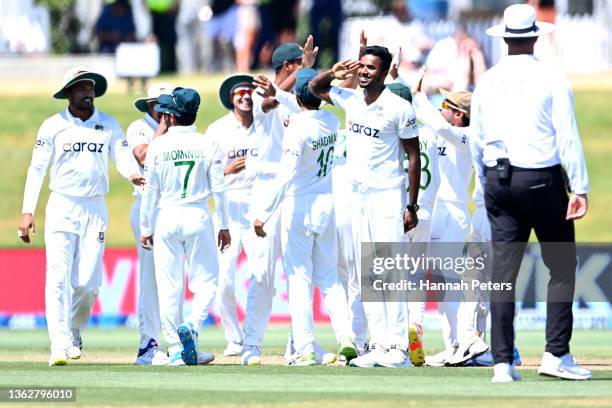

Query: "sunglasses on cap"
(233, 88), (254, 97)
(441, 100), (466, 113)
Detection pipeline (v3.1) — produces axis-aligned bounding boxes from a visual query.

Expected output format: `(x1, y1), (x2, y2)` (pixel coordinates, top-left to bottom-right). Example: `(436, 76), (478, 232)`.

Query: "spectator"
(95, 0), (136, 54)
(310, 0), (343, 67)
(425, 24), (486, 94)
(206, 0), (239, 72)
(252, 0), (298, 68)
(235, 0), (260, 71)
(146, 0), (179, 73)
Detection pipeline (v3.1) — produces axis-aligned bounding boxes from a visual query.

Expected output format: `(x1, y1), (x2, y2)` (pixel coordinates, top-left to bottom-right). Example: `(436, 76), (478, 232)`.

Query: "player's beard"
(74, 96), (93, 112)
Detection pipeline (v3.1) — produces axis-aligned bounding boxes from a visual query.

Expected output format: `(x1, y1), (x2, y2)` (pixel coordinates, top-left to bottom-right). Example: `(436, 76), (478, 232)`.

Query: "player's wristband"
(406, 203), (419, 213)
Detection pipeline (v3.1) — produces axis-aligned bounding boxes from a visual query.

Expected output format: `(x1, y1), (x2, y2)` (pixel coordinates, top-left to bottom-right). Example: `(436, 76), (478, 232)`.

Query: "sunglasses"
(234, 88), (253, 98)
(441, 100), (466, 113)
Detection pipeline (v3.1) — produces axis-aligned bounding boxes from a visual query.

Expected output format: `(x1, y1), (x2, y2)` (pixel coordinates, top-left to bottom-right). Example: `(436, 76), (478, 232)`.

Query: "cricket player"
(238, 37), (318, 365)
(140, 87), (231, 366)
(127, 83), (173, 365)
(410, 84), (487, 367)
(387, 82), (441, 367)
(18, 67), (144, 366)
(253, 68), (357, 366)
(310, 46), (421, 368)
(208, 74), (260, 357)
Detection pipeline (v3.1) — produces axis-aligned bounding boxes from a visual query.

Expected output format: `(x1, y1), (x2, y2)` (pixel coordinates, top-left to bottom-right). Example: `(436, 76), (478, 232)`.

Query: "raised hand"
(253, 74), (276, 98)
(358, 30), (367, 58)
(302, 34), (319, 68)
(331, 60), (360, 81)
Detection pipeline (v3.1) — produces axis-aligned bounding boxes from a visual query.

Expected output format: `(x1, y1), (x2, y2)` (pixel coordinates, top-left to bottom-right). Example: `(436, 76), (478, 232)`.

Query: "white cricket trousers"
(350, 183), (408, 349)
(153, 205), (218, 355)
(215, 197), (254, 346)
(44, 192), (107, 355)
(334, 176), (368, 349)
(130, 198), (162, 349)
(404, 213), (433, 328)
(281, 199), (353, 355)
(458, 205), (492, 341)
(242, 206), (280, 348)
(430, 200), (470, 349)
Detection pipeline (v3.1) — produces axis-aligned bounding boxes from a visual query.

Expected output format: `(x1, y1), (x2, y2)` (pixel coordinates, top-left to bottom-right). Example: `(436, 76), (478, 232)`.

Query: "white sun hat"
(486, 4), (555, 38)
(133, 83), (174, 112)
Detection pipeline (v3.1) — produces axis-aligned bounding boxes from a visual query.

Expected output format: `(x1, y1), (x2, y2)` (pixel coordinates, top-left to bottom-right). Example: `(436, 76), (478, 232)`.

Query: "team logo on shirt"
(63, 142), (104, 153)
(95, 124), (104, 131)
(405, 118), (417, 128)
(121, 140), (129, 148)
(347, 120), (380, 138)
(227, 148), (258, 158)
(97, 232), (105, 243)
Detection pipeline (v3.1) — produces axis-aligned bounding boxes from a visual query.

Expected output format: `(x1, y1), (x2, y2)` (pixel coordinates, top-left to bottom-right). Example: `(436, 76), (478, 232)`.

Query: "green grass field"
(1, 75), (611, 246)
(1, 325), (611, 407)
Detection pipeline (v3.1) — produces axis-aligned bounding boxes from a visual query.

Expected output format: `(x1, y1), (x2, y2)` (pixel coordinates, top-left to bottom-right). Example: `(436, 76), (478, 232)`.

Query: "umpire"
(470, 4), (591, 383)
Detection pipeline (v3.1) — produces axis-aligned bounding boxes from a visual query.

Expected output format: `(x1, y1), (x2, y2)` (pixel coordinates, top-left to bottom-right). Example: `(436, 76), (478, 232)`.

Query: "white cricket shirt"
(251, 88), (301, 178)
(471, 54), (589, 194)
(126, 113), (158, 198)
(404, 126), (440, 212)
(140, 125), (228, 236)
(329, 86), (418, 189)
(205, 112), (260, 195)
(255, 109), (339, 228)
(22, 108), (139, 215)
(412, 93), (472, 204)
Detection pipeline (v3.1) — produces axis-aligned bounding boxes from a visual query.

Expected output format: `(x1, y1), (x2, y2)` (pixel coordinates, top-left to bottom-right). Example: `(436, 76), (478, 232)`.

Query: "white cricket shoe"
(48, 350), (68, 366)
(447, 334), (489, 366)
(375, 346), (412, 368)
(537, 352), (592, 380)
(135, 340), (167, 365)
(425, 347), (455, 367)
(284, 334), (337, 365)
(167, 351), (215, 366)
(286, 352), (317, 366)
(67, 329), (82, 360)
(241, 345), (262, 365)
(349, 344), (387, 368)
(223, 342), (243, 357)
(492, 362), (521, 383)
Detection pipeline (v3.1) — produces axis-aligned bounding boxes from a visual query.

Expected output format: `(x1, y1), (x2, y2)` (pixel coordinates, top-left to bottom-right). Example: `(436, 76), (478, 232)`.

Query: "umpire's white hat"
(486, 4), (554, 38)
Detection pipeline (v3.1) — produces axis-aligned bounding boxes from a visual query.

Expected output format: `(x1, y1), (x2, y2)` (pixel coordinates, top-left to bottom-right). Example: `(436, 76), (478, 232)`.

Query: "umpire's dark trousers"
(485, 164), (577, 364)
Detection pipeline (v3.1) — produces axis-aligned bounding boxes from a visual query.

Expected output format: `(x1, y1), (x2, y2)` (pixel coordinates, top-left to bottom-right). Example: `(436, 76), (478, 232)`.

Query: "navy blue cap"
(271, 43), (303, 69)
(294, 68), (320, 106)
(154, 87), (200, 116)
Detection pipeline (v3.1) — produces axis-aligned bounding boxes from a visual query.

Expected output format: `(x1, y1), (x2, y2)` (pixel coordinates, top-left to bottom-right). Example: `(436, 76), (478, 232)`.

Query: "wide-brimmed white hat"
(486, 4), (555, 38)
(134, 83), (173, 112)
(53, 66), (107, 99)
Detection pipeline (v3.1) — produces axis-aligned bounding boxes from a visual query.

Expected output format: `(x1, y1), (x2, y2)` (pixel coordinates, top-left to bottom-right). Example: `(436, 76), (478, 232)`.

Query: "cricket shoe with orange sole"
(408, 324), (425, 367)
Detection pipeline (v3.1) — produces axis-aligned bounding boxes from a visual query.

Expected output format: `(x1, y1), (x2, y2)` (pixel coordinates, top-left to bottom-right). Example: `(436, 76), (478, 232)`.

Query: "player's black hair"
(461, 115), (470, 127)
(362, 45), (393, 72)
(167, 112), (196, 126)
(296, 95), (322, 110)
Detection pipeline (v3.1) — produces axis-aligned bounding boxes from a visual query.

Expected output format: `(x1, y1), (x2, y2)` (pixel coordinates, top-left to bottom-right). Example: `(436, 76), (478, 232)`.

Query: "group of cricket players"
(19, 33), (512, 370)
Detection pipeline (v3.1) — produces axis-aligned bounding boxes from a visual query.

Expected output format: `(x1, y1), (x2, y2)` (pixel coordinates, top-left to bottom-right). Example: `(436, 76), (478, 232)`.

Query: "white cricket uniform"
(207, 112), (260, 346)
(329, 86), (419, 349)
(412, 93), (473, 349)
(403, 125), (441, 327)
(140, 125), (229, 356)
(21, 107), (139, 355)
(332, 130), (368, 350)
(241, 89), (301, 348)
(255, 109), (352, 355)
(126, 114), (162, 349)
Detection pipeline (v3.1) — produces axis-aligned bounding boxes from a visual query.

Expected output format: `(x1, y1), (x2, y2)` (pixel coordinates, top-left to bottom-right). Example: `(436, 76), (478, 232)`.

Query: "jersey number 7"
(175, 160), (195, 198)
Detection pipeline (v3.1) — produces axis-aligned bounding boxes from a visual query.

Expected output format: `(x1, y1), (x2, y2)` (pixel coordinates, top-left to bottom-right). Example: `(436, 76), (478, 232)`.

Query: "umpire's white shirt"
(471, 54), (589, 194)
(329, 86), (418, 189)
(126, 114), (158, 198)
(140, 125), (228, 236)
(22, 107), (139, 215)
(255, 109), (339, 232)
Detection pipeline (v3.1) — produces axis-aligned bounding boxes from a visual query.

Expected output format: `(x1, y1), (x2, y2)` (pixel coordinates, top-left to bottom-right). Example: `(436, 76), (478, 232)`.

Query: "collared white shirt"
(140, 125), (228, 235)
(251, 89), (301, 178)
(255, 109), (339, 229)
(412, 93), (472, 204)
(404, 126), (440, 212)
(471, 54), (589, 194)
(126, 113), (158, 198)
(329, 86), (418, 189)
(205, 112), (260, 195)
(22, 107), (138, 215)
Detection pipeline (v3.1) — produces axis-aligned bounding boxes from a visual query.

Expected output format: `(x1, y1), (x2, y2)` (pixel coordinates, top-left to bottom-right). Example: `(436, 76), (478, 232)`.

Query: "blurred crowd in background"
(0, 0), (609, 86)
